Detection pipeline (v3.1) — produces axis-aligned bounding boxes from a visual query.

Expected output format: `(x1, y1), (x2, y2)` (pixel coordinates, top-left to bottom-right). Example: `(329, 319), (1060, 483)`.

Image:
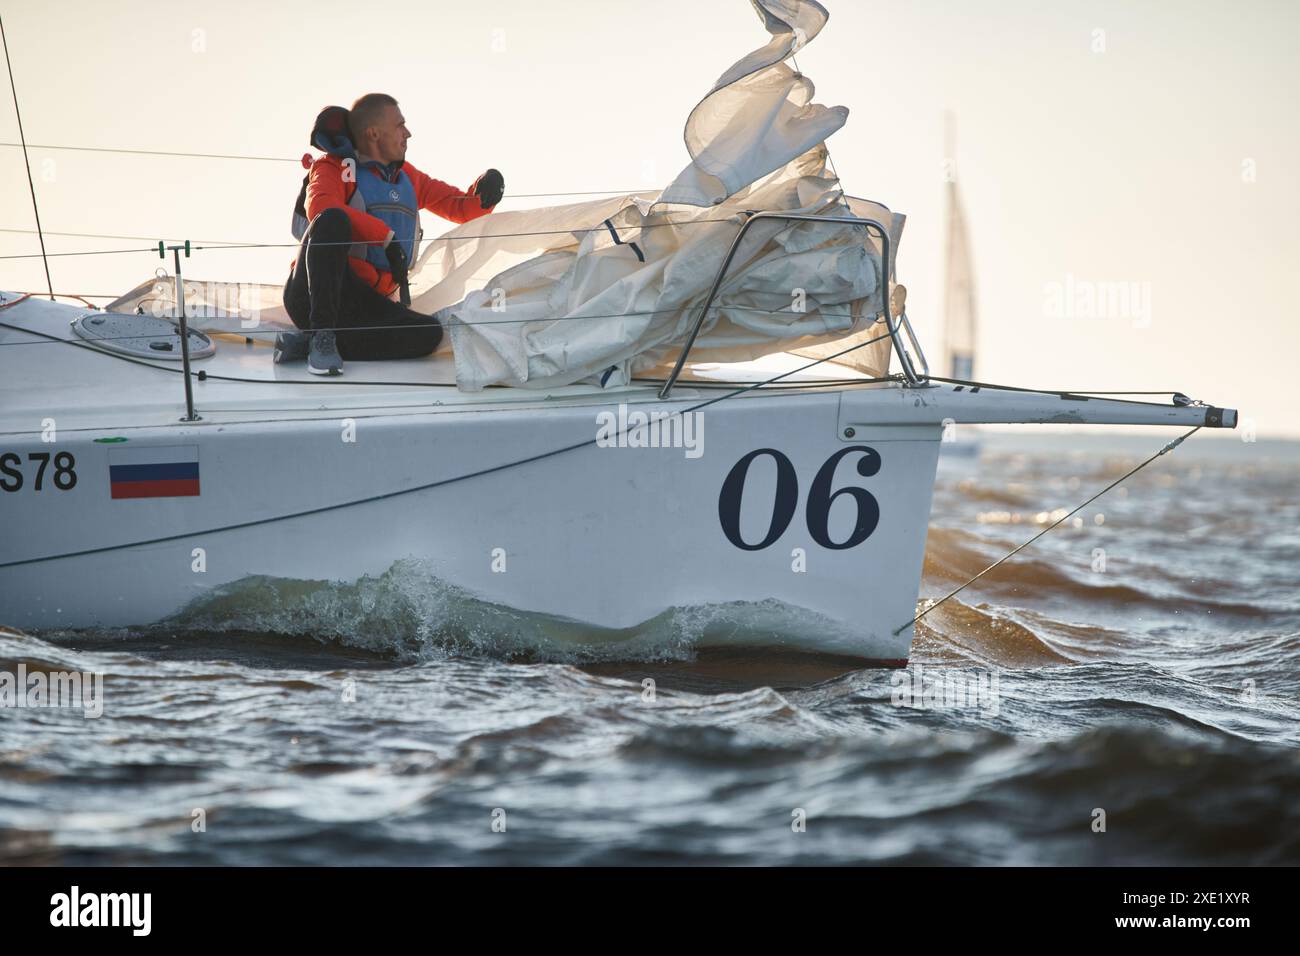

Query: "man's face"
(370, 104), (411, 164)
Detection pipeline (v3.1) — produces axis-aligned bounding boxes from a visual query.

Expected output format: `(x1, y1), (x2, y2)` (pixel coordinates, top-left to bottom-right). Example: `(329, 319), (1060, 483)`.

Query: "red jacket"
(295, 154), (494, 297)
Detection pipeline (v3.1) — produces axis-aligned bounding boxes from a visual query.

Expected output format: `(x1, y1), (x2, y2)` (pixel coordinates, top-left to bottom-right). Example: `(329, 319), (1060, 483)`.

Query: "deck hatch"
(71, 312), (215, 361)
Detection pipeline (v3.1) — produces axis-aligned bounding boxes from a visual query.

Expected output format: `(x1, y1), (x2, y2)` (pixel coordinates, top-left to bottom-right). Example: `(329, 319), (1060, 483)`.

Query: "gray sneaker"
(307, 329), (344, 376)
(273, 330), (311, 364)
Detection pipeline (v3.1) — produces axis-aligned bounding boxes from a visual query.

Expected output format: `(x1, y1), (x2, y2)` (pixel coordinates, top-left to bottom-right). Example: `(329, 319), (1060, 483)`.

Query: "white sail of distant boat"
(939, 112), (981, 459)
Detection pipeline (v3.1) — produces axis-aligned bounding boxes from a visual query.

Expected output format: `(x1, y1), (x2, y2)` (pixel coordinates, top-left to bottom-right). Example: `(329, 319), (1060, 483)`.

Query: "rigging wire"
(791, 52), (846, 202)
(0, 293), (1202, 407)
(894, 425), (1203, 636)
(0, 310), (891, 392)
(0, 299), (876, 343)
(0, 215), (745, 261)
(0, 303), (1198, 404)
(0, 15), (53, 299)
(1, 227), (259, 246)
(0, 141), (656, 199)
(0, 142), (303, 163)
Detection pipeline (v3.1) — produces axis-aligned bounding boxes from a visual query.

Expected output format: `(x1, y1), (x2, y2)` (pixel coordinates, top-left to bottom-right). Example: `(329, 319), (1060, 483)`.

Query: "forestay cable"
(893, 425), (1203, 636)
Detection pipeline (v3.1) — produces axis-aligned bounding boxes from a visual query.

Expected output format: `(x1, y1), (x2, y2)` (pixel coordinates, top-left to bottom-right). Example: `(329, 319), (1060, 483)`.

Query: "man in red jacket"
(279, 93), (504, 375)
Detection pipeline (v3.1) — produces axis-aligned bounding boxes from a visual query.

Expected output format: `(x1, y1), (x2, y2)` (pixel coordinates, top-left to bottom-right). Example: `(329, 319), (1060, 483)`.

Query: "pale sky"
(3, 0), (1298, 435)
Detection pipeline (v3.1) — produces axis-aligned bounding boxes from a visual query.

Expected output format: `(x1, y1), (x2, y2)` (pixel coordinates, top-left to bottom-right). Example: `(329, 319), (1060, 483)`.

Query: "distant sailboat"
(939, 112), (981, 460)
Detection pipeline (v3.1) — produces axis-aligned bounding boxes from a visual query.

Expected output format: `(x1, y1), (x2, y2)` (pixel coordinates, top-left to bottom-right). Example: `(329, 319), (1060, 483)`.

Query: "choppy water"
(3, 430), (1297, 865)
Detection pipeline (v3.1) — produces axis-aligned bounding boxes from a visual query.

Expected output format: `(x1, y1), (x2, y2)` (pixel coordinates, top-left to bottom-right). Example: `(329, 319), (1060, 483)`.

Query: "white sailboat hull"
(0, 387), (941, 663)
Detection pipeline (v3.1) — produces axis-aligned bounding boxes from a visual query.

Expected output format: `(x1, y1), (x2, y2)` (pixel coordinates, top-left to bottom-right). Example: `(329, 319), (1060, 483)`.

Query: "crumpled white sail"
(420, 0), (901, 391)
(107, 0), (904, 392)
(658, 0), (846, 207)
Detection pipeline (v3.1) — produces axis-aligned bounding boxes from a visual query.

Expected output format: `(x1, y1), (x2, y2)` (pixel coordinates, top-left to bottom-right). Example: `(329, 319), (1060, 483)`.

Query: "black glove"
(472, 168), (505, 209)
(384, 240), (409, 283)
(384, 240), (411, 305)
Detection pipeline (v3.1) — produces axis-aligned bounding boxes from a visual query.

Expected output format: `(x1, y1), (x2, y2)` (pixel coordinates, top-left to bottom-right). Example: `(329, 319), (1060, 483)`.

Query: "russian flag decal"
(109, 445), (200, 499)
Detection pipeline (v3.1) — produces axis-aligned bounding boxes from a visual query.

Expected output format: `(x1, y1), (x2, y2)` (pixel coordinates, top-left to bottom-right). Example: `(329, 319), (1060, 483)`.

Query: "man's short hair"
(349, 93), (398, 144)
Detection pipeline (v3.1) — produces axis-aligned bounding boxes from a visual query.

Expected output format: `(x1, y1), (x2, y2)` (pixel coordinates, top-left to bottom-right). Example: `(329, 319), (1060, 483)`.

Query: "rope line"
(0, 315), (891, 392)
(893, 425), (1202, 636)
(0, 140), (657, 198)
(1, 16), (53, 299)
(792, 52), (846, 204)
(0, 302), (1203, 409)
(0, 305), (1199, 406)
(1, 227), (262, 246)
(0, 300), (877, 343)
(0, 215), (753, 261)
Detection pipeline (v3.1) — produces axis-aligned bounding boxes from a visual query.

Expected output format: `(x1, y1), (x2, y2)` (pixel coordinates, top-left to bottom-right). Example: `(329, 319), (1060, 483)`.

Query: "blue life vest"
(348, 160), (420, 276)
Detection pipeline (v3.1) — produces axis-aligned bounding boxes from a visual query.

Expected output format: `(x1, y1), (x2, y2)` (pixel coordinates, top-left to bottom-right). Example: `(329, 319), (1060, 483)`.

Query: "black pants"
(282, 207), (442, 360)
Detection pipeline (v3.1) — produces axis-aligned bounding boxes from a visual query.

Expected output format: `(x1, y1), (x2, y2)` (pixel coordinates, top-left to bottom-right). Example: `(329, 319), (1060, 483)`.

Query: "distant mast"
(942, 112), (977, 383)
